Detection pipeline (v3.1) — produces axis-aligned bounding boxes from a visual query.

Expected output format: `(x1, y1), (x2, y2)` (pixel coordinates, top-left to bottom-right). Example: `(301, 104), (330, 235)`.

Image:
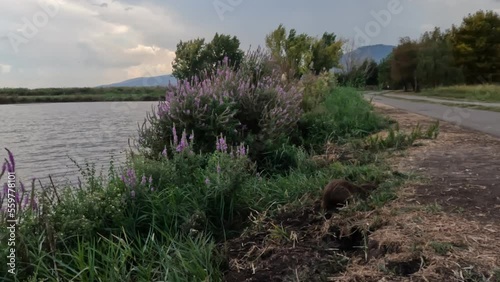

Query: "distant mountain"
(102, 45), (395, 86)
(340, 44), (395, 66)
(99, 75), (177, 88)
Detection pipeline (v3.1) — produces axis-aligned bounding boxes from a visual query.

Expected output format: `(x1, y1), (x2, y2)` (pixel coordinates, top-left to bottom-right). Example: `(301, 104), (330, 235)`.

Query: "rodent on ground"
(321, 179), (377, 211)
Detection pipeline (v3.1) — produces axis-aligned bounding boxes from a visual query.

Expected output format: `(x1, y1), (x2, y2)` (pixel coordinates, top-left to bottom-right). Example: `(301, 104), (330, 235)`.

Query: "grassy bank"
(0, 60), (441, 282)
(0, 86), (437, 281)
(0, 87), (166, 104)
(419, 84), (500, 102)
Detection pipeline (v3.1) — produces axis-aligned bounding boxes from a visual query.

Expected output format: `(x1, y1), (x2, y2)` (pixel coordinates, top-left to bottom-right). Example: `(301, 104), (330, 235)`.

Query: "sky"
(0, 0), (499, 88)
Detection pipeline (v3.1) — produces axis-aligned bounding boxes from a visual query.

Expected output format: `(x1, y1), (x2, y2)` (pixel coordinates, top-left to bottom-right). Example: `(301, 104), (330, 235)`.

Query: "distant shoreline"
(0, 87), (167, 105)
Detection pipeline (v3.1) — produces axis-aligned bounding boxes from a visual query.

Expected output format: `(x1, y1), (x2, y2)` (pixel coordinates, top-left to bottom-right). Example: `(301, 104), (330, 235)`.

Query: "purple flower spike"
(5, 161), (12, 174)
(20, 181), (25, 193)
(130, 190), (136, 198)
(216, 135), (228, 153)
(205, 177), (210, 185)
(176, 129), (189, 152)
(1, 162), (6, 176)
(150, 186), (155, 192)
(5, 148), (15, 172)
(141, 175), (147, 186)
(172, 125), (178, 146)
(148, 175), (153, 185)
(162, 146), (168, 157)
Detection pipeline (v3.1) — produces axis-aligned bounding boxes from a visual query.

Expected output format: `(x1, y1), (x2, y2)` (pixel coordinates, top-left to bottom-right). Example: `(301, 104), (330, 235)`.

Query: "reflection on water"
(0, 101), (158, 187)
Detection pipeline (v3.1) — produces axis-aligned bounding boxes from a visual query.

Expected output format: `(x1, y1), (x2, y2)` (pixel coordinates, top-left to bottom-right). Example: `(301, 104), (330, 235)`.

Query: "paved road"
(364, 92), (500, 138)
(382, 93), (500, 107)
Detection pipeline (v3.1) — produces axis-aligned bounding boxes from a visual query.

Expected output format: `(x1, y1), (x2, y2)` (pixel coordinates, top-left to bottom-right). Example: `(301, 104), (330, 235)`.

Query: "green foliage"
(172, 33), (244, 81)
(416, 27), (464, 88)
(139, 54), (303, 175)
(421, 84), (500, 102)
(378, 54), (393, 89)
(383, 9), (500, 91)
(363, 121), (439, 152)
(451, 10), (500, 84)
(429, 241), (454, 256)
(0, 87), (166, 104)
(298, 87), (388, 151)
(310, 32), (343, 75)
(338, 59), (378, 88)
(0, 44), (407, 281)
(265, 24), (342, 79)
(391, 37), (420, 92)
(299, 72), (337, 112)
(20, 230), (224, 281)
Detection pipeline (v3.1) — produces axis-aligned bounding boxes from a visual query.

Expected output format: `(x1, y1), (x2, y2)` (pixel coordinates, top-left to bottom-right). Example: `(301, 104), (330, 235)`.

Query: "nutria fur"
(321, 179), (377, 210)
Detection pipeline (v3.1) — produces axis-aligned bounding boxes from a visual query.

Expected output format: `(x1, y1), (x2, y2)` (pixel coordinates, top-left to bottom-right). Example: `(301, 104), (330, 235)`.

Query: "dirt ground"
(223, 103), (500, 281)
(376, 103), (500, 223)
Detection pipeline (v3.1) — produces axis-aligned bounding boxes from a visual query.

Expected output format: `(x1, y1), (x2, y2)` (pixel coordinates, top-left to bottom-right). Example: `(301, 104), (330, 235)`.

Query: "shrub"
(299, 71), (337, 112)
(297, 87), (388, 151)
(137, 54), (303, 172)
(126, 131), (256, 239)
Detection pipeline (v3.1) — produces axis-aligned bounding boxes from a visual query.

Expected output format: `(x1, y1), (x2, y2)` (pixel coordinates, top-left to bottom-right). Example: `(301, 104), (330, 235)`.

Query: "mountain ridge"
(100, 44), (395, 87)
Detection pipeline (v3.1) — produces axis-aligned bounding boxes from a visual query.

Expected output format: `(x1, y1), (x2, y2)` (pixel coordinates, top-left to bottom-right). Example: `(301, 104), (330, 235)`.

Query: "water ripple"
(0, 101), (157, 187)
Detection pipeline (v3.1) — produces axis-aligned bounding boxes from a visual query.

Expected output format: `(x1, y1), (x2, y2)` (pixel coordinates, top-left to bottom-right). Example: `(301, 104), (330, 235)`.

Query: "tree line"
(380, 10), (500, 92)
(171, 24), (343, 83)
(170, 10), (499, 92)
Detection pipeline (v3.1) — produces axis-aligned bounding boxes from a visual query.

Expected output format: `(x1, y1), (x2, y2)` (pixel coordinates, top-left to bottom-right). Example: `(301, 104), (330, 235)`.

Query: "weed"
(425, 202), (443, 213)
(429, 241), (454, 255)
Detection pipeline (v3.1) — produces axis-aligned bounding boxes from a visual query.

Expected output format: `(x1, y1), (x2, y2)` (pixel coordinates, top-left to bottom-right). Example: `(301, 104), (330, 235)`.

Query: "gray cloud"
(1, 0), (498, 88)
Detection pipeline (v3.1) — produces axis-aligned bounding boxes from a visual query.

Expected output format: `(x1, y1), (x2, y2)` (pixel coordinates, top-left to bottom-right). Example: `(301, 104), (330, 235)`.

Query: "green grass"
(382, 95), (500, 112)
(0, 86), (417, 281)
(419, 84), (500, 102)
(429, 241), (454, 256)
(0, 87), (167, 104)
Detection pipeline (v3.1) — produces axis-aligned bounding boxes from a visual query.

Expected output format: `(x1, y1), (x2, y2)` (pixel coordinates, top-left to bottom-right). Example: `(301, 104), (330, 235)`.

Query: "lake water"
(0, 101), (159, 187)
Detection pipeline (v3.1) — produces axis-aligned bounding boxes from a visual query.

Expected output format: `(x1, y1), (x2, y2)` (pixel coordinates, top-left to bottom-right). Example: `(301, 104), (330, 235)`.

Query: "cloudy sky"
(0, 0), (498, 88)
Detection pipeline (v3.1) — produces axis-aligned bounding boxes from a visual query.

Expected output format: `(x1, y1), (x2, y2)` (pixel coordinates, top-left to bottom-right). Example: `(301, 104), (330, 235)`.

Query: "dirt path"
(342, 103), (500, 281)
(374, 102), (500, 223)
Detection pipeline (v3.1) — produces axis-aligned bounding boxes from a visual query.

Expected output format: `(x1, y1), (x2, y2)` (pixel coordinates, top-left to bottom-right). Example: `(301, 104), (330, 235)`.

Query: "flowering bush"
(137, 51), (303, 169)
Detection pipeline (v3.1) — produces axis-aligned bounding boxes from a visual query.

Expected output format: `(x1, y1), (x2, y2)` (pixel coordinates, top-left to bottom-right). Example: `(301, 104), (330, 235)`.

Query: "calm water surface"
(0, 101), (158, 186)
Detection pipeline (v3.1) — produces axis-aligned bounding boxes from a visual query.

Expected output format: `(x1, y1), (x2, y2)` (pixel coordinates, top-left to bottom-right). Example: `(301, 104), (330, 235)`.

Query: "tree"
(391, 37), (420, 92)
(265, 24), (312, 79)
(361, 59), (378, 86)
(265, 24), (342, 79)
(450, 10), (500, 83)
(171, 38), (206, 81)
(310, 32), (343, 75)
(378, 54), (393, 89)
(416, 27), (464, 88)
(204, 33), (244, 72)
(337, 59), (378, 88)
(172, 33), (244, 81)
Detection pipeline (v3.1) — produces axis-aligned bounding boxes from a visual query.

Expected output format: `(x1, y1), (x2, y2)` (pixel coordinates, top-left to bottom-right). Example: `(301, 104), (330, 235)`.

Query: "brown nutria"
(321, 179), (377, 211)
